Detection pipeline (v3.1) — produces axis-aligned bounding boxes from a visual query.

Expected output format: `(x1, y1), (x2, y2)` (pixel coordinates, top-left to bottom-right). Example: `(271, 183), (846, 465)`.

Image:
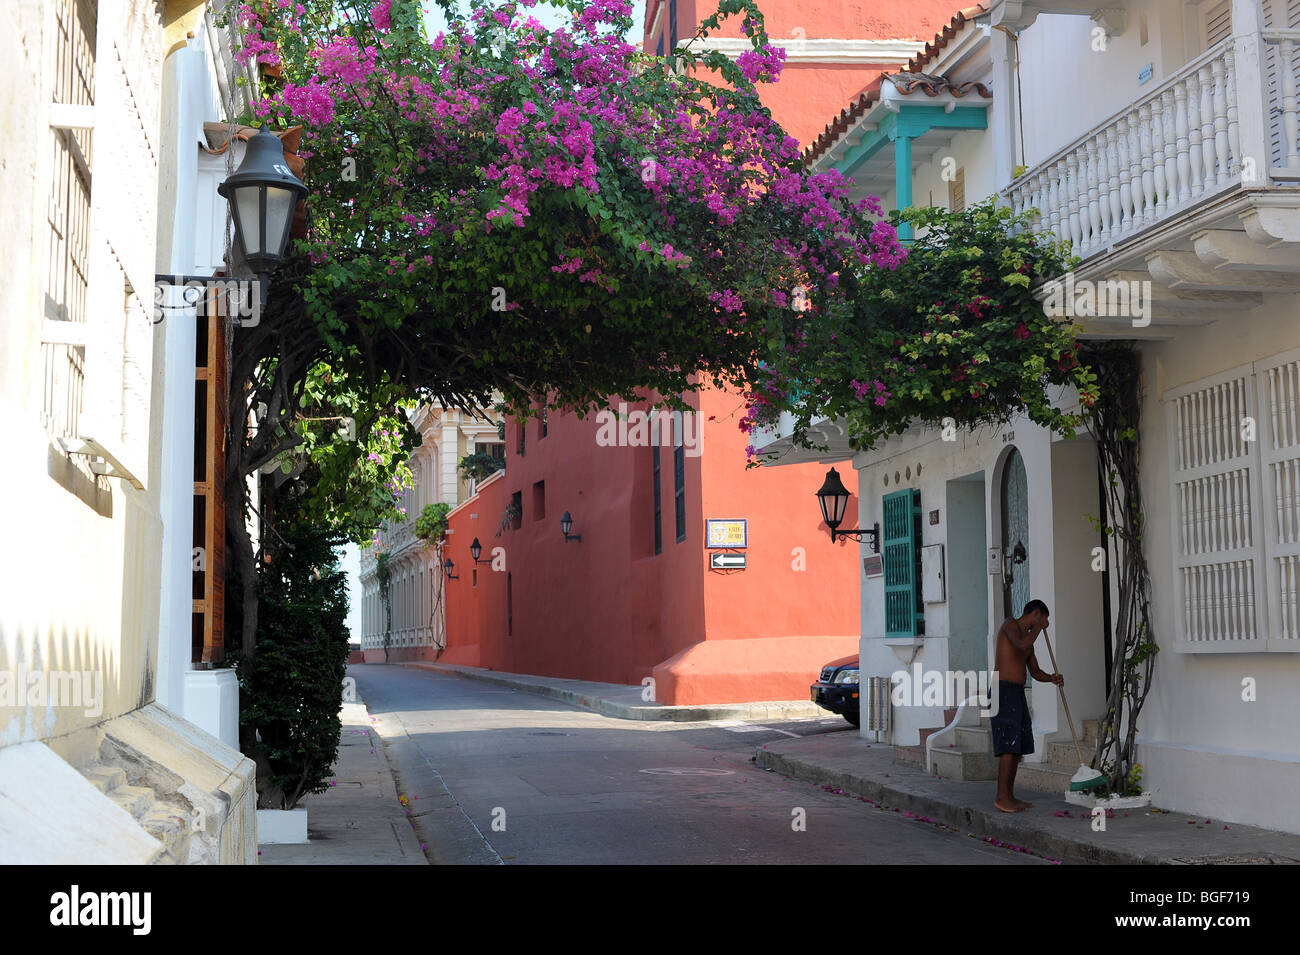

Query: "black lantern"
(470, 537), (484, 564)
(443, 557), (459, 579)
(815, 467), (880, 552)
(216, 126), (308, 286)
(560, 510), (581, 543)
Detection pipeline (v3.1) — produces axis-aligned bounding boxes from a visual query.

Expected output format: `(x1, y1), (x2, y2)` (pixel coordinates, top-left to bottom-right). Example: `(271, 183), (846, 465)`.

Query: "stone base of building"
(1137, 739), (1300, 836)
(0, 703), (256, 863)
(360, 645), (443, 664)
(652, 635), (860, 705)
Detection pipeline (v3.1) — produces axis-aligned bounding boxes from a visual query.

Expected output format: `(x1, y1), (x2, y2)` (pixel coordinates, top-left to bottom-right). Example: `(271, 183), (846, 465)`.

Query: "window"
(516, 420), (525, 456)
(510, 490), (523, 531)
(652, 443), (663, 555)
(42, 0), (96, 457)
(532, 480), (546, 521)
(669, 0), (677, 48)
(883, 488), (923, 638)
(540, 408), (548, 438)
(1166, 351), (1300, 651)
(673, 411), (686, 542)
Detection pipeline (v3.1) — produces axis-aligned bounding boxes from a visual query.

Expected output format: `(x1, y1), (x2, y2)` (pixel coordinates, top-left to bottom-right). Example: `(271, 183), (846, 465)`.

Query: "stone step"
(84, 764), (127, 794)
(892, 744), (926, 766)
(140, 804), (190, 862)
(930, 745), (998, 781)
(917, 726), (946, 746)
(1046, 739), (1101, 766)
(106, 784), (155, 819)
(955, 726), (991, 752)
(1014, 761), (1079, 794)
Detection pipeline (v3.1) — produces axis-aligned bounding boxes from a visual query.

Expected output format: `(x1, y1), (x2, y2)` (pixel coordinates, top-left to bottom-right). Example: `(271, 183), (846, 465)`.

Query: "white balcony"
(1003, 26), (1300, 340)
(1006, 32), (1299, 255)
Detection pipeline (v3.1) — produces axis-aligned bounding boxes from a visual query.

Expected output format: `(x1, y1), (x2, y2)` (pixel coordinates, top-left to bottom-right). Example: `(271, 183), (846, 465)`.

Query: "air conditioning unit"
(864, 676), (892, 733)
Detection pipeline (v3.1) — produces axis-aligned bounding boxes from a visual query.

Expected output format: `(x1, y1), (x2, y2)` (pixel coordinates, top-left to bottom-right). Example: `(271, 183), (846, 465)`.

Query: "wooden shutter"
(1204, 0), (1232, 48)
(1262, 0), (1300, 169)
(948, 167), (966, 213)
(1167, 365), (1266, 650)
(883, 488), (922, 638)
(1258, 348), (1300, 649)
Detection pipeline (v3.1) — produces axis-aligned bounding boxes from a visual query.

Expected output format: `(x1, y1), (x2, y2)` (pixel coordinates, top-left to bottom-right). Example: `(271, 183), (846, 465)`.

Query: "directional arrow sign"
(709, 552), (747, 570)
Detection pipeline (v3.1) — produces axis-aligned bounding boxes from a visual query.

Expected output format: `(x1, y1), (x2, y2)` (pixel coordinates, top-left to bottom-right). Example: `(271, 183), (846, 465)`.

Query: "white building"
(0, 0), (258, 861)
(358, 404), (504, 662)
(758, 0), (1300, 833)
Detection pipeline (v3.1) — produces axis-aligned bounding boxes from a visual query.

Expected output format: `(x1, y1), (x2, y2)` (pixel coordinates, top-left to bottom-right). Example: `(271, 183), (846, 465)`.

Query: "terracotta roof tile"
(804, 3), (988, 166)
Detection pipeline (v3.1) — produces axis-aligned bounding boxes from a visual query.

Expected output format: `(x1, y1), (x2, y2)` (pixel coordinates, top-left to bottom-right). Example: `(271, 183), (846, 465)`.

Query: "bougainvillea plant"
(230, 0), (904, 420)
(747, 201), (1101, 460)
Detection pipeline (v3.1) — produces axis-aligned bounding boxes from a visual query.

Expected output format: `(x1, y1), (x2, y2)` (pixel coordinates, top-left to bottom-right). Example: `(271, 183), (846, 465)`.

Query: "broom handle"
(1041, 628), (1085, 766)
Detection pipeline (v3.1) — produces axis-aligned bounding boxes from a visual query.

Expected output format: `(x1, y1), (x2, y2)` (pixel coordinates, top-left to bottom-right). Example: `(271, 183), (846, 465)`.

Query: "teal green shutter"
(883, 488), (923, 638)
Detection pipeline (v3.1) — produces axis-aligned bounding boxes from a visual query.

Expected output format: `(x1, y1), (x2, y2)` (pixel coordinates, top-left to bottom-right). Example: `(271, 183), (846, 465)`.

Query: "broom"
(1041, 628), (1106, 793)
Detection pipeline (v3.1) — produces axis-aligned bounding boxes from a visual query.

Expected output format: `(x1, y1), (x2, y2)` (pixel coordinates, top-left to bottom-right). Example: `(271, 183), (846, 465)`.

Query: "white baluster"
(1138, 102), (1156, 225)
(1104, 125), (1122, 242)
(1185, 73), (1206, 197)
(1225, 46), (1241, 180)
(1150, 95), (1170, 216)
(1199, 65), (1218, 190)
(1162, 89), (1180, 206)
(1085, 137), (1103, 253)
(1174, 84), (1193, 203)
(1211, 56), (1231, 187)
(1044, 163), (1061, 242)
(1116, 115), (1134, 237)
(1126, 109), (1143, 227)
(1281, 38), (1300, 170)
(1065, 152), (1083, 249)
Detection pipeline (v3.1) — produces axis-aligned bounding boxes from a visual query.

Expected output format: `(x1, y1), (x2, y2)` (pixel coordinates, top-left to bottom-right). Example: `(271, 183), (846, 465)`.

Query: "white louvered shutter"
(1257, 349), (1300, 649)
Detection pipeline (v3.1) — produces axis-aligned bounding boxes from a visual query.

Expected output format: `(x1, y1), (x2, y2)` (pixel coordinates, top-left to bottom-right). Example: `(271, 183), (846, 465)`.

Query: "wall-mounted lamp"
(157, 126), (308, 309)
(815, 467), (880, 553)
(443, 557), (459, 580)
(560, 510), (582, 543)
(470, 537), (487, 564)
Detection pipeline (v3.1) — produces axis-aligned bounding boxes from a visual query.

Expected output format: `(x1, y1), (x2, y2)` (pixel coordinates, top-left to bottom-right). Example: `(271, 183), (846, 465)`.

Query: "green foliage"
(459, 452), (505, 482)
(753, 201), (1102, 458)
(414, 502), (451, 541)
(236, 523), (351, 810)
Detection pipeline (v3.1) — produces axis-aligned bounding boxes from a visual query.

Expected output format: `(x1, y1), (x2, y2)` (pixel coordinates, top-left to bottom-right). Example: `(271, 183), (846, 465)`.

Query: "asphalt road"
(352, 663), (1051, 865)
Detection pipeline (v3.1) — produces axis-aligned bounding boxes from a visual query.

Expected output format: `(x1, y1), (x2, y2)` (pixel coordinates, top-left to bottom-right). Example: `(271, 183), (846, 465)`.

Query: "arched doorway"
(999, 447), (1030, 619)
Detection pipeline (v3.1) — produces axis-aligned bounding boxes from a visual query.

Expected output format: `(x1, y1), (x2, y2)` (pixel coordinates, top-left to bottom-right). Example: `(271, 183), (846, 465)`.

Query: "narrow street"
(352, 664), (1052, 865)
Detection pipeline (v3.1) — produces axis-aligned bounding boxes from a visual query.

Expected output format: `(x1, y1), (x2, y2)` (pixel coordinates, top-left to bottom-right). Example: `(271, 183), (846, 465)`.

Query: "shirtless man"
(991, 599), (1063, 813)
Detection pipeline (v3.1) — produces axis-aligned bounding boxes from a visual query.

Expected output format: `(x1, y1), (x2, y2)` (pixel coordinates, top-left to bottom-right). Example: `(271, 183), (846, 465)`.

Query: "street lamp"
(470, 537), (486, 564)
(815, 467), (879, 552)
(216, 125), (308, 300)
(443, 557), (459, 580)
(560, 510), (581, 543)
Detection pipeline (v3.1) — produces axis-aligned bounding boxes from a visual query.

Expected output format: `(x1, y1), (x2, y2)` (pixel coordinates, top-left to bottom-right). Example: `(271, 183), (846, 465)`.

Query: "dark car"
(810, 654), (860, 726)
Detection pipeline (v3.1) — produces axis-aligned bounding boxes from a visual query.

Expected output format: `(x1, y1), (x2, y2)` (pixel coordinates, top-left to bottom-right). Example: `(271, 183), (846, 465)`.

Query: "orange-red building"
(436, 2), (967, 704)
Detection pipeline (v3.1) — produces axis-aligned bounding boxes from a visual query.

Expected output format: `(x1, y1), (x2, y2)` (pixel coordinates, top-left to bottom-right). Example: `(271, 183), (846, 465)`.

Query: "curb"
(405, 662), (827, 722)
(755, 746), (1169, 865)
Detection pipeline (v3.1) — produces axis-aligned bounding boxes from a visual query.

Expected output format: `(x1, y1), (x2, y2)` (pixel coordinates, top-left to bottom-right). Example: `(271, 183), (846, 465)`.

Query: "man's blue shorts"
(991, 680), (1035, 756)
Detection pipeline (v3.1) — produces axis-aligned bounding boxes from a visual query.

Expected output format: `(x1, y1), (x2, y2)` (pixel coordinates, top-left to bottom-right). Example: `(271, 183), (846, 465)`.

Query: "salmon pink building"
(435, 2), (969, 705)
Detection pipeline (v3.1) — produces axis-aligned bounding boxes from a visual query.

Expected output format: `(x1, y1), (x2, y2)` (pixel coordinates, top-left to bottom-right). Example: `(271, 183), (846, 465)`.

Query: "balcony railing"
(1004, 31), (1300, 258)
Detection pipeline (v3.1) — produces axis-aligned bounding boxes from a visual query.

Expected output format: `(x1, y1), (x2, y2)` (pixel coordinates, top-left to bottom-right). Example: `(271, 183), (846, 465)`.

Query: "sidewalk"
(757, 732), (1300, 865)
(258, 699), (426, 865)
(406, 662), (825, 721)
